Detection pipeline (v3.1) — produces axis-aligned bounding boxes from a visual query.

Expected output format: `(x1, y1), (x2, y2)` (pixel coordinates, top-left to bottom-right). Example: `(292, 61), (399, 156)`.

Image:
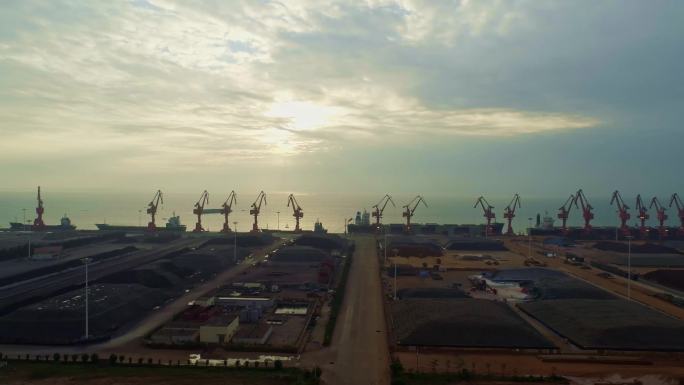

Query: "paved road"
(319, 235), (390, 385)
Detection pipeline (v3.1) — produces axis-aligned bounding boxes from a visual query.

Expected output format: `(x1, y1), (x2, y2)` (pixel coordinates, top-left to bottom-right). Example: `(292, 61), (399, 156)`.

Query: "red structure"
(503, 193), (521, 236)
(650, 197), (668, 239)
(33, 186), (46, 230)
(670, 193), (684, 236)
(610, 190), (631, 237)
(249, 191), (267, 232)
(573, 189), (594, 234)
(287, 194), (304, 233)
(220, 190), (237, 233)
(371, 194), (395, 232)
(146, 190), (163, 231)
(474, 196), (496, 237)
(557, 194), (576, 235)
(402, 195), (427, 234)
(635, 194), (650, 238)
(192, 190), (209, 232)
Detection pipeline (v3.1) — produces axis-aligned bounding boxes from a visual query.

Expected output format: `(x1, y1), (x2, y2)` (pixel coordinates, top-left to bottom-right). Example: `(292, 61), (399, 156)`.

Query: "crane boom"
(250, 191), (267, 232)
(146, 190), (163, 231)
(192, 190), (209, 232)
(610, 190), (631, 237)
(33, 186), (45, 229)
(573, 189), (594, 234)
(371, 194), (395, 232)
(635, 194), (650, 238)
(650, 197), (668, 239)
(503, 193), (521, 235)
(220, 190), (237, 233)
(402, 195), (427, 233)
(670, 193), (684, 236)
(474, 196), (496, 237)
(557, 194), (577, 235)
(287, 194), (304, 232)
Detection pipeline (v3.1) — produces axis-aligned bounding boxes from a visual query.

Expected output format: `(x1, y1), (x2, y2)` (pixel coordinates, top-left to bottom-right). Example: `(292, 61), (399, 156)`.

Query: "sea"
(0, 191), (674, 234)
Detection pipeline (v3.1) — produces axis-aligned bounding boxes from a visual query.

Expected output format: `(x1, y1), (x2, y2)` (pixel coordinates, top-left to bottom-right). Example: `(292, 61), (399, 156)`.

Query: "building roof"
(233, 323), (273, 340)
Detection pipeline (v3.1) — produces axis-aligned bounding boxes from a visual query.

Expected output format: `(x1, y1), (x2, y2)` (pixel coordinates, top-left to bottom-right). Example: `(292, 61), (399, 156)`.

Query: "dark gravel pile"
(270, 246), (330, 263)
(444, 239), (508, 251)
(485, 268), (615, 300)
(643, 269), (684, 292)
(397, 288), (469, 300)
(610, 254), (684, 267)
(392, 299), (554, 348)
(593, 241), (682, 254)
(519, 299), (684, 350)
(292, 234), (348, 251)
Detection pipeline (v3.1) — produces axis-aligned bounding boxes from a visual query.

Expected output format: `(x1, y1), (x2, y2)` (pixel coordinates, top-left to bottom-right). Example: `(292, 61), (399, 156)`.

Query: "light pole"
(82, 257), (91, 339)
(626, 235), (633, 301)
(276, 211), (280, 231)
(393, 248), (399, 300)
(528, 217), (532, 259)
(138, 209), (142, 227)
(233, 221), (238, 264)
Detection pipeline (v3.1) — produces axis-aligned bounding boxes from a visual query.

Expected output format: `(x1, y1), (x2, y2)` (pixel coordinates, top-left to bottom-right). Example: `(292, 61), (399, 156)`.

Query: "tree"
(109, 354), (118, 365)
(235, 360), (241, 368)
(53, 353), (61, 362)
(118, 355), (125, 364)
(254, 361), (260, 368)
(90, 353), (99, 364)
(147, 358), (153, 365)
(81, 353), (89, 363)
(137, 357), (144, 365)
(71, 354), (79, 362)
(390, 359), (404, 376)
(274, 360), (283, 370)
(313, 366), (322, 378)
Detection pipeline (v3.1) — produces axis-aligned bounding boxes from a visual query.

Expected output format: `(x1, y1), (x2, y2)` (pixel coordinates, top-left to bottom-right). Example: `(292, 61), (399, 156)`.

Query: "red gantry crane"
(287, 194), (304, 233)
(557, 194), (576, 235)
(610, 190), (631, 237)
(192, 190), (209, 232)
(474, 196), (496, 237)
(250, 191), (267, 232)
(371, 194), (395, 232)
(146, 190), (163, 231)
(650, 197), (668, 239)
(503, 193), (521, 236)
(635, 194), (650, 238)
(573, 189), (594, 234)
(33, 186), (46, 230)
(220, 190), (237, 233)
(670, 193), (684, 236)
(402, 195), (427, 233)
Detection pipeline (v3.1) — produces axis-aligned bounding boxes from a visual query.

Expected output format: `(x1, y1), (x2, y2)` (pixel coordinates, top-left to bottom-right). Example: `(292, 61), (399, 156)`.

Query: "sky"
(0, 0), (682, 198)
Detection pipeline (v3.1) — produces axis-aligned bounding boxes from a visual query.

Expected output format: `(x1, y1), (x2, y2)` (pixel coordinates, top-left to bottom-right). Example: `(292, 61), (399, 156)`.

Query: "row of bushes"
(323, 252), (353, 346)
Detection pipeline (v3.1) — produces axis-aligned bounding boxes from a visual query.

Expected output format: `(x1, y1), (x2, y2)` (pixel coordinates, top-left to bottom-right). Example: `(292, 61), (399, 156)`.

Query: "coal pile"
(445, 239), (508, 251)
(610, 254), (684, 268)
(593, 241), (682, 254)
(643, 270), (684, 292)
(519, 299), (684, 351)
(0, 284), (167, 344)
(388, 240), (443, 257)
(393, 299), (554, 349)
(292, 233), (348, 251)
(202, 233), (276, 248)
(486, 268), (614, 300)
(270, 246), (330, 263)
(397, 288), (469, 300)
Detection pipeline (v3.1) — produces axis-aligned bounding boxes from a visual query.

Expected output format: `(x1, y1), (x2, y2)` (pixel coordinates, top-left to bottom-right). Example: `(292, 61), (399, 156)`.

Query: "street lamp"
(82, 257), (91, 339)
(233, 221), (238, 264)
(626, 235), (633, 301)
(276, 211), (280, 231)
(528, 218), (533, 259)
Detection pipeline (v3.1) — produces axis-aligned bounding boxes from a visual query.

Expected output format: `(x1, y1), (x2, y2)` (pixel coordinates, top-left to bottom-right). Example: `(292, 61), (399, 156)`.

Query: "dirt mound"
(643, 269), (684, 292)
(593, 241), (682, 254)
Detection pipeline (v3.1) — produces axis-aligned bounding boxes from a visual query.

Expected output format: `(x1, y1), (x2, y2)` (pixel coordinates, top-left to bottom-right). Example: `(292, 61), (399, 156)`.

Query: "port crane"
(557, 194), (576, 235)
(250, 191), (267, 232)
(503, 193), (521, 236)
(635, 194), (650, 238)
(402, 195), (427, 233)
(650, 197), (668, 239)
(192, 190), (209, 232)
(220, 191), (237, 233)
(573, 189), (594, 234)
(474, 196), (496, 237)
(670, 193), (684, 236)
(33, 186), (45, 230)
(287, 194), (304, 233)
(146, 190), (163, 231)
(372, 194), (395, 232)
(610, 190), (631, 237)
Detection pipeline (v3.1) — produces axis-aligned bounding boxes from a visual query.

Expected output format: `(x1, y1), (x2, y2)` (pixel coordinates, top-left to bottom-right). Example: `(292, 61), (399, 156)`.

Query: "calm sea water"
(0, 191), (674, 233)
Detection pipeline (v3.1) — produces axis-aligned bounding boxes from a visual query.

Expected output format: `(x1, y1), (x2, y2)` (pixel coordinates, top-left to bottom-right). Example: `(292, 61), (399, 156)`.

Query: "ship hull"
(9, 222), (76, 231)
(95, 224), (186, 232)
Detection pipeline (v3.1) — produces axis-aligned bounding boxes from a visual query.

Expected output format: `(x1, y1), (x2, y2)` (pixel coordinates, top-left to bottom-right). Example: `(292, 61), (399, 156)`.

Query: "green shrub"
(274, 360), (283, 370)
(80, 353), (89, 363)
(53, 353), (61, 362)
(90, 353), (99, 364)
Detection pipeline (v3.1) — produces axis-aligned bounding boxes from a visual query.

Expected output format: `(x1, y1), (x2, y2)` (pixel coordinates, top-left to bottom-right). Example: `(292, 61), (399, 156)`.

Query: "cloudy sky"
(1, 0), (682, 197)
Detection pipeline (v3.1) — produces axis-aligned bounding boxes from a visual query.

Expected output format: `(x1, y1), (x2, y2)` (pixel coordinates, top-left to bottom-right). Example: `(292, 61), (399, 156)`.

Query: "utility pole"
(626, 235), (633, 301)
(233, 222), (238, 264)
(528, 218), (532, 258)
(82, 257), (91, 339)
(277, 211), (280, 230)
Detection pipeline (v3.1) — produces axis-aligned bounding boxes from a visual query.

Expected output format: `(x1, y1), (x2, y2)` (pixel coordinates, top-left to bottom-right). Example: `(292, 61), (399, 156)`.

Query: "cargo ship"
(96, 213), (186, 232)
(9, 215), (76, 231)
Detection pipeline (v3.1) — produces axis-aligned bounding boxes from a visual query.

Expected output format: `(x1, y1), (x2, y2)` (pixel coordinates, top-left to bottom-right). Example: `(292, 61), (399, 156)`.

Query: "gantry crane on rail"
(670, 193), (684, 236)
(250, 191), (267, 232)
(146, 190), (163, 231)
(610, 190), (631, 237)
(635, 194), (650, 238)
(192, 190), (209, 232)
(650, 197), (668, 239)
(33, 186), (45, 230)
(557, 194), (576, 235)
(474, 196), (496, 237)
(402, 195), (427, 233)
(503, 193), (521, 236)
(287, 194), (304, 233)
(371, 194), (395, 232)
(220, 190), (237, 233)
(573, 189), (594, 234)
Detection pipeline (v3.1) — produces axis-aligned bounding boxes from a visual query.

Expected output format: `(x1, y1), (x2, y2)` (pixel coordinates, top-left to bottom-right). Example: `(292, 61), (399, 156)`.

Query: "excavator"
(250, 191), (267, 232)
(670, 193), (684, 237)
(402, 195), (427, 233)
(573, 189), (594, 234)
(650, 197), (668, 239)
(474, 196), (496, 237)
(192, 190), (209, 232)
(503, 193), (521, 236)
(557, 194), (576, 235)
(287, 194), (304, 233)
(610, 190), (631, 237)
(146, 190), (163, 231)
(635, 194), (650, 238)
(371, 194), (395, 232)
(220, 191), (237, 233)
